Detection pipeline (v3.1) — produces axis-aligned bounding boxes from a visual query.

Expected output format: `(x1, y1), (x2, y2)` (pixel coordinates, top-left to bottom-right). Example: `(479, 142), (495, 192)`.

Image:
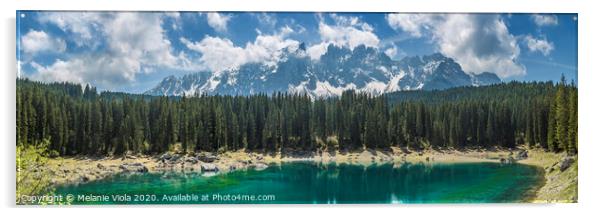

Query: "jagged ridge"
(146, 43), (501, 97)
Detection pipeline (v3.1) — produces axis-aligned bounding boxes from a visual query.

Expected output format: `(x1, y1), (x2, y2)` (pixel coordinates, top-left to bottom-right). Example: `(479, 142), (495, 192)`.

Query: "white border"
(2, 0), (601, 215)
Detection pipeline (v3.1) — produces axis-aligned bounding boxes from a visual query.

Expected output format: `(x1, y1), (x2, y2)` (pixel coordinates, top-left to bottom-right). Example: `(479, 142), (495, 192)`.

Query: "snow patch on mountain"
(145, 43), (502, 98)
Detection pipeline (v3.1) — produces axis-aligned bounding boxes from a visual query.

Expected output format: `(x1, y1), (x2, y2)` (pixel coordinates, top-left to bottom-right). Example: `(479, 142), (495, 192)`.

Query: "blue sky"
(16, 12), (578, 93)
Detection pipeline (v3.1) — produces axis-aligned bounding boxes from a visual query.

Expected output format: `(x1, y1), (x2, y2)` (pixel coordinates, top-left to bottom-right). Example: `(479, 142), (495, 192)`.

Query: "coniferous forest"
(16, 76), (578, 156)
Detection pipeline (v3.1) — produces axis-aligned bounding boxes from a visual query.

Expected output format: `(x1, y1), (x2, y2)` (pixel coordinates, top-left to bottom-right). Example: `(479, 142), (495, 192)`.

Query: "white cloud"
(30, 55), (141, 87)
(180, 36), (246, 73)
(206, 12), (232, 32)
(37, 12), (102, 47)
(31, 59), (85, 84)
(103, 13), (178, 69)
(164, 12), (181, 30)
(523, 35), (554, 56)
(20, 30), (66, 54)
(307, 14), (380, 60)
(17, 60), (23, 78)
(386, 14), (525, 78)
(386, 14), (433, 37)
(318, 22), (379, 49)
(307, 42), (330, 61)
(29, 12), (187, 89)
(255, 13), (277, 28)
(385, 46), (398, 59)
(531, 14), (558, 27)
(181, 26), (299, 73)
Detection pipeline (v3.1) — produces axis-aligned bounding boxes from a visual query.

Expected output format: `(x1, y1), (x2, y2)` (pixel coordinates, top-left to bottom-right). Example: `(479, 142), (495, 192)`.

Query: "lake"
(55, 162), (544, 204)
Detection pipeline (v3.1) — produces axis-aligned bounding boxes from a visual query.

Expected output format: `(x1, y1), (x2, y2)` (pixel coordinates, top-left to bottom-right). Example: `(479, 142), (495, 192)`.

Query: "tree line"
(16, 76), (577, 156)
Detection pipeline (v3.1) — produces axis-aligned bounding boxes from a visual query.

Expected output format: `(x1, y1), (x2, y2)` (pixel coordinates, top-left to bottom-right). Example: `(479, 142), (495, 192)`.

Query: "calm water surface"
(55, 162), (543, 204)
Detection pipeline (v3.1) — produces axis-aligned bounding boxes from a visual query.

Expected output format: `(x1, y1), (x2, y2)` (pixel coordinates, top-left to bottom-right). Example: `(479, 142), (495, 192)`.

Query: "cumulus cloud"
(20, 30), (66, 54)
(206, 12), (232, 32)
(386, 14), (525, 78)
(30, 54), (147, 88)
(386, 14), (433, 37)
(384, 46), (398, 59)
(103, 13), (178, 69)
(37, 12), (102, 47)
(318, 22), (379, 49)
(29, 12), (186, 89)
(307, 14), (380, 60)
(31, 60), (86, 84)
(523, 35), (554, 56)
(306, 43), (330, 61)
(181, 26), (299, 73)
(531, 14), (558, 27)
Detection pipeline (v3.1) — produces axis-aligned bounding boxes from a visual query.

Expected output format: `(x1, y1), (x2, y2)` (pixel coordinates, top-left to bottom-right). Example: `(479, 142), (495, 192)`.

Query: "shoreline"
(45, 146), (576, 203)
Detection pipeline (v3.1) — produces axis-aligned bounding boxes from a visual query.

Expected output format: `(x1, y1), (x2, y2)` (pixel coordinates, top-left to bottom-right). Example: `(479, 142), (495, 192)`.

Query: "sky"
(16, 12), (578, 93)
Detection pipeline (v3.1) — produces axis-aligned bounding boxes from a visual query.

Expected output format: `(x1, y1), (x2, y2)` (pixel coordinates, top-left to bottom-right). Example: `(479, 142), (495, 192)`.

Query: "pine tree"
(555, 75), (569, 151)
(547, 100), (558, 152)
(567, 84), (578, 154)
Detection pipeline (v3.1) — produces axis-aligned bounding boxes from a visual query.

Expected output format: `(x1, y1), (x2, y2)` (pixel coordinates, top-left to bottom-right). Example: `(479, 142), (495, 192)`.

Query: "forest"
(16, 76), (578, 156)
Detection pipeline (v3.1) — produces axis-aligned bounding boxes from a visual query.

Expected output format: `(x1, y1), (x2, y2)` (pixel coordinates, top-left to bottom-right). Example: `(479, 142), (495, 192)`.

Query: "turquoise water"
(54, 162), (543, 204)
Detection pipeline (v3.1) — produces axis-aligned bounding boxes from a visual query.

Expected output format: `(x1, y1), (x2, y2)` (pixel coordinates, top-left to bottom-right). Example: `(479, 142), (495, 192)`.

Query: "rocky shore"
(46, 150), (276, 186)
(45, 147), (526, 185)
(46, 146), (577, 203)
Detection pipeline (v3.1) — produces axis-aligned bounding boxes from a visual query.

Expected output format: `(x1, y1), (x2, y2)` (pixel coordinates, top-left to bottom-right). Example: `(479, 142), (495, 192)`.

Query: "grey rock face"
(147, 44), (502, 97)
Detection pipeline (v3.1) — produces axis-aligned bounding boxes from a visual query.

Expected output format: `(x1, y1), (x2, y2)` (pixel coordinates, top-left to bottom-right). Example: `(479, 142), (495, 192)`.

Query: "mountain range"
(145, 43), (501, 97)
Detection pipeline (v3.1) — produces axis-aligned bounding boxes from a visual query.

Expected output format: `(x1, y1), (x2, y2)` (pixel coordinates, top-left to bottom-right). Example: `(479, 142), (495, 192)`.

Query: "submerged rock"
(500, 156), (515, 164)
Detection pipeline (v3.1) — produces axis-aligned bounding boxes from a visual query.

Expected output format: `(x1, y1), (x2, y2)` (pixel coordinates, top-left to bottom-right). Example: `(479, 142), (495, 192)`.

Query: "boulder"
(559, 157), (575, 172)
(169, 154), (181, 162)
(185, 157), (198, 164)
(160, 152), (173, 161)
(197, 153), (218, 163)
(253, 163), (268, 171)
(239, 159), (249, 165)
(499, 158), (506, 164)
(516, 150), (528, 160)
(201, 163), (219, 172)
(119, 163), (149, 173)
